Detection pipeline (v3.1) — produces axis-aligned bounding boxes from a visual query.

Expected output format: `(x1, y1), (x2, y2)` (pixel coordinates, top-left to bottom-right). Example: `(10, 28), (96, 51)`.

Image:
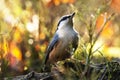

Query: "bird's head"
(57, 12), (75, 29)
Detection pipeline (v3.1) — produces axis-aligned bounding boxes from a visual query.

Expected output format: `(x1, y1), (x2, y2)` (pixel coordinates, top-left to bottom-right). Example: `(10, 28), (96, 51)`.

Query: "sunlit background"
(0, 0), (120, 77)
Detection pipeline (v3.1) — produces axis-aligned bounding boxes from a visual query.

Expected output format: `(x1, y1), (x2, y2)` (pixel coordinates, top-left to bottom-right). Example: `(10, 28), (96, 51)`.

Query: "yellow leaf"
(10, 42), (22, 61)
(39, 32), (46, 40)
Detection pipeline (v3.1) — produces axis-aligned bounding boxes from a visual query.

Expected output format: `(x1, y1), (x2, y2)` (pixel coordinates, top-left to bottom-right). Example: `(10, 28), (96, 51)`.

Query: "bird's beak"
(70, 12), (75, 19)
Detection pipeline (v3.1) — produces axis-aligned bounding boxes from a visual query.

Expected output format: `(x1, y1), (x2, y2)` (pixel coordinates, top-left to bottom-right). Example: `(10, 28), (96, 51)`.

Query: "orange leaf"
(39, 32), (46, 40)
(96, 13), (113, 38)
(35, 44), (40, 51)
(69, 0), (75, 3)
(53, 0), (61, 6)
(10, 42), (22, 61)
(46, 0), (53, 7)
(46, 0), (75, 7)
(61, 0), (75, 4)
(46, 0), (60, 7)
(111, 0), (120, 13)
(61, 0), (69, 3)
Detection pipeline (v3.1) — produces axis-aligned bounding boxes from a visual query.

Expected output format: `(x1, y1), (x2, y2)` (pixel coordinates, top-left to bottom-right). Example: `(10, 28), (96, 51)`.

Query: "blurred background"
(0, 0), (120, 77)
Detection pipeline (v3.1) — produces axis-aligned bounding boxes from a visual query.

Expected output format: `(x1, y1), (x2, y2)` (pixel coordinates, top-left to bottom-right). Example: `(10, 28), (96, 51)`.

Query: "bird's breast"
(57, 27), (75, 39)
(48, 28), (78, 63)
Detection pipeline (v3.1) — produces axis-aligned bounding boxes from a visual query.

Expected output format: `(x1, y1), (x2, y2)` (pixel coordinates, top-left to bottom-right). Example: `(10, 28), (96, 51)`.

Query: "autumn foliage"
(111, 0), (120, 13)
(0, 0), (120, 79)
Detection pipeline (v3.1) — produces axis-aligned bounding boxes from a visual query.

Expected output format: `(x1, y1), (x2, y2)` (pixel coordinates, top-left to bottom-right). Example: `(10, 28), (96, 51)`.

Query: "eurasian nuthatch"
(44, 12), (79, 66)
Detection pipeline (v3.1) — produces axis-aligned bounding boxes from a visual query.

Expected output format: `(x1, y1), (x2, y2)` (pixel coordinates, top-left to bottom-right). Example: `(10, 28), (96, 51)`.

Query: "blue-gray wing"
(44, 34), (59, 64)
(72, 34), (79, 52)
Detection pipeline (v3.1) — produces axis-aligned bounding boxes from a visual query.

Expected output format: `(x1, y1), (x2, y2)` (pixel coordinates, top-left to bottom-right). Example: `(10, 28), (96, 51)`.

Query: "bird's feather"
(72, 34), (79, 52)
(44, 34), (59, 64)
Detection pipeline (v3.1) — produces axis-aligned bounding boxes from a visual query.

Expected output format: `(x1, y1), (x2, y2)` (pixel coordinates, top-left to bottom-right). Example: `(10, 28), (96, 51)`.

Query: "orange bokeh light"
(111, 0), (120, 13)
(96, 13), (113, 39)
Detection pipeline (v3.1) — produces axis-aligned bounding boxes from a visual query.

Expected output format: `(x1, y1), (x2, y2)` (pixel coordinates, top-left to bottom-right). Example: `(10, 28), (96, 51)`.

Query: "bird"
(44, 12), (79, 70)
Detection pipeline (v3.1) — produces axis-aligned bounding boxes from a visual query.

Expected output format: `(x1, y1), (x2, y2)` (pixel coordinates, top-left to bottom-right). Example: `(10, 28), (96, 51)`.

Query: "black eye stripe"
(61, 16), (70, 21)
(57, 16), (71, 26)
